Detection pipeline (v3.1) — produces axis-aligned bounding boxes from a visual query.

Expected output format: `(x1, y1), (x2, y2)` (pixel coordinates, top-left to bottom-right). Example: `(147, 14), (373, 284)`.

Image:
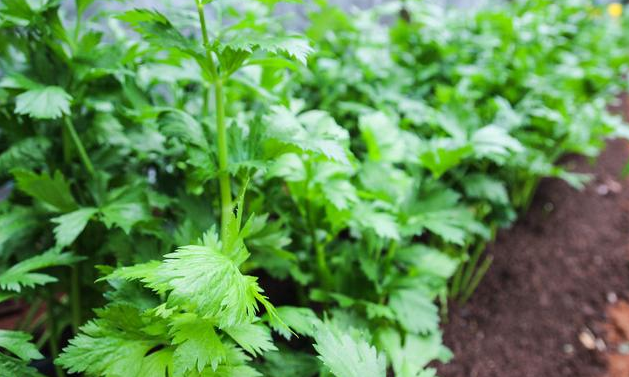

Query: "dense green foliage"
(0, 0), (627, 376)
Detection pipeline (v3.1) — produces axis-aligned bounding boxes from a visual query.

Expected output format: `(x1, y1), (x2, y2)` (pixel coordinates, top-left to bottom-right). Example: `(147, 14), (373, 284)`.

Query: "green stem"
(306, 201), (332, 289)
(46, 294), (65, 377)
(70, 265), (81, 334)
(196, 0), (219, 79)
(63, 117), (95, 177)
(35, 329), (50, 349)
(196, 0), (231, 239)
(460, 255), (494, 305)
(61, 124), (72, 163)
(74, 12), (81, 42)
(215, 79), (233, 241)
(460, 241), (486, 293)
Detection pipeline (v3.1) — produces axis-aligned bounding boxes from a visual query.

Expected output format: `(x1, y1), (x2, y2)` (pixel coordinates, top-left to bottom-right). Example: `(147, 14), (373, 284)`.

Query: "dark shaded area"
(437, 139), (629, 377)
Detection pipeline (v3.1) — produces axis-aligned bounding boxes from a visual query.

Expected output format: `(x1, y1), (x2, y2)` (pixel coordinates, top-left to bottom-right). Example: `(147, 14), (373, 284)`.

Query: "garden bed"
(436, 138), (629, 377)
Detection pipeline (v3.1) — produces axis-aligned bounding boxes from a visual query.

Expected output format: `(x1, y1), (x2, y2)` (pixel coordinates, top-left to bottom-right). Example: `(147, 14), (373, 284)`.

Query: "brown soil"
(604, 301), (629, 377)
(436, 139), (629, 377)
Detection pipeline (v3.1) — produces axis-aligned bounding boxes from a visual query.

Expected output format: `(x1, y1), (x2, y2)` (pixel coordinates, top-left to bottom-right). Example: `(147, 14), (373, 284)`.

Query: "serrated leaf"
(313, 321), (386, 377)
(15, 86), (72, 119)
(351, 203), (399, 240)
(258, 349), (321, 377)
(266, 106), (349, 164)
(359, 111), (419, 163)
(158, 109), (209, 149)
(0, 137), (51, 173)
(0, 330), (43, 361)
(170, 313), (225, 376)
(0, 249), (80, 292)
(219, 35), (312, 65)
(57, 316), (161, 377)
(100, 202), (150, 234)
(470, 125), (524, 162)
(224, 322), (276, 356)
(269, 306), (320, 340)
(12, 169), (77, 213)
(404, 189), (487, 245)
(0, 353), (43, 377)
(463, 174), (510, 204)
(376, 328), (451, 377)
(396, 245), (459, 279)
(141, 230), (268, 328)
(51, 207), (98, 247)
(117, 9), (204, 62)
(389, 288), (439, 334)
(419, 140), (472, 178)
(0, 207), (37, 255)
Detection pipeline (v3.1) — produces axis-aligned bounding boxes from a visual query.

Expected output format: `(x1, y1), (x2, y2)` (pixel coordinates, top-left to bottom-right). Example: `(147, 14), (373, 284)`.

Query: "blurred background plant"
(0, 0), (628, 376)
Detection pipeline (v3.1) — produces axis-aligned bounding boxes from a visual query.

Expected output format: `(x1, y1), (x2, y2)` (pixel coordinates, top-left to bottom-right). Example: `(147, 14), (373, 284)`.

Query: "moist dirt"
(436, 139), (629, 377)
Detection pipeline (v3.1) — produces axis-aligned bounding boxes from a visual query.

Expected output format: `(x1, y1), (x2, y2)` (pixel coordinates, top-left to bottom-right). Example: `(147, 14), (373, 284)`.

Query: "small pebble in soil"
(580, 328), (597, 350)
(597, 184), (610, 196)
(606, 178), (622, 194)
(563, 344), (575, 354)
(619, 342), (629, 355)
(608, 292), (619, 304)
(543, 202), (554, 213)
(596, 338), (607, 352)
(596, 179), (622, 196)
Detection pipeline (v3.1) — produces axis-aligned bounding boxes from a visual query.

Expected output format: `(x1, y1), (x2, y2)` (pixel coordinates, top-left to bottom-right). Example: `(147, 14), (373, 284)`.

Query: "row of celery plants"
(0, 0), (628, 376)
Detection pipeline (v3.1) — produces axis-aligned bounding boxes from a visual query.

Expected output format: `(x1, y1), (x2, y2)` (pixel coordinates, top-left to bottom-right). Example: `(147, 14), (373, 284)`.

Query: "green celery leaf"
(117, 9), (204, 62)
(142, 230), (267, 328)
(12, 169), (78, 213)
(0, 248), (81, 292)
(258, 349), (321, 377)
(0, 207), (37, 255)
(350, 202), (399, 240)
(463, 174), (510, 204)
(313, 321), (386, 377)
(0, 137), (51, 174)
(403, 188), (487, 245)
(100, 202), (151, 234)
(219, 34), (313, 65)
(0, 330), (43, 361)
(57, 309), (163, 377)
(169, 313), (226, 376)
(389, 288), (439, 334)
(15, 86), (72, 119)
(418, 139), (472, 179)
(265, 107), (349, 164)
(376, 328), (451, 377)
(396, 245), (459, 280)
(470, 125), (524, 162)
(224, 322), (277, 356)
(269, 306), (320, 340)
(0, 353), (43, 377)
(158, 109), (209, 149)
(51, 207), (98, 247)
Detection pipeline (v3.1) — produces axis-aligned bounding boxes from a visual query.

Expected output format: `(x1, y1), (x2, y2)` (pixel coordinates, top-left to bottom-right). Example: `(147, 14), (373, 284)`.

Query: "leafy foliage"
(0, 0), (628, 376)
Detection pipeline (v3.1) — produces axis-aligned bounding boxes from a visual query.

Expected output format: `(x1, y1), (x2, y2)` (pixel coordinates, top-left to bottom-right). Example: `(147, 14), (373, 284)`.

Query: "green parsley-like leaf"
(170, 313), (226, 376)
(376, 328), (452, 377)
(12, 169), (78, 213)
(313, 321), (386, 377)
(389, 288), (439, 334)
(15, 86), (72, 119)
(224, 322), (277, 356)
(0, 330), (43, 361)
(0, 249), (80, 292)
(51, 207), (98, 247)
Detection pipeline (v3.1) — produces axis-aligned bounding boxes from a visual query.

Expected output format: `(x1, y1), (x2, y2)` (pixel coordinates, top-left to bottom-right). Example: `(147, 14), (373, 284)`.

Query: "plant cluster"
(0, 0), (627, 376)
